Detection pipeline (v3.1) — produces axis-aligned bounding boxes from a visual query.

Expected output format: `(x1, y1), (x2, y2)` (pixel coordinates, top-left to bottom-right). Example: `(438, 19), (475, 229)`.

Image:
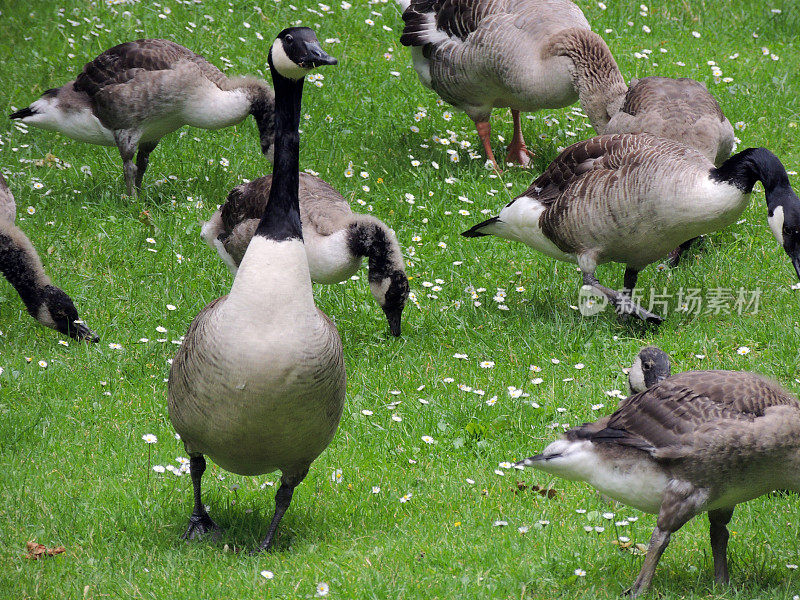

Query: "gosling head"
(269, 27), (338, 81)
(35, 285), (99, 343)
(370, 269), (409, 337)
(628, 345), (671, 394)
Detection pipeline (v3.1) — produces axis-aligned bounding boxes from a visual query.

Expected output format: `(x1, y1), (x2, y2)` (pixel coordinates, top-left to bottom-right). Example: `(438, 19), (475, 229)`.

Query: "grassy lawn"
(1, 0), (800, 598)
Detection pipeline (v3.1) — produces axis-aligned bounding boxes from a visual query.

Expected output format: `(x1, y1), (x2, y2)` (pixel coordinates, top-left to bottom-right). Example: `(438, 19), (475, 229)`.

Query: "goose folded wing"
(400, 0), (499, 46)
(74, 39), (225, 97)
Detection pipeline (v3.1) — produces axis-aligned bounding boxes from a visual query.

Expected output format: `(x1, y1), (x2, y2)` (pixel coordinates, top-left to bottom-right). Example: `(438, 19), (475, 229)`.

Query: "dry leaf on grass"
(25, 541), (66, 559)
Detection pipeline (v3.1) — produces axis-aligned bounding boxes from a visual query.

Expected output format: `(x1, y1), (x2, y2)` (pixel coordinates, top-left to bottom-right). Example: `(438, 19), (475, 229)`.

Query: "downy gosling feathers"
(168, 28), (340, 553)
(519, 345), (800, 597)
(463, 134), (800, 323)
(201, 173), (410, 336)
(10, 39), (275, 196)
(0, 173), (98, 342)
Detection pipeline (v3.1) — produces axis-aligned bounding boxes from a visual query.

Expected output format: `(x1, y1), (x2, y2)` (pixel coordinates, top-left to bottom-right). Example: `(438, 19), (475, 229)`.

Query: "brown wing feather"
(574, 371), (799, 459)
(74, 38), (226, 98)
(622, 77), (724, 122)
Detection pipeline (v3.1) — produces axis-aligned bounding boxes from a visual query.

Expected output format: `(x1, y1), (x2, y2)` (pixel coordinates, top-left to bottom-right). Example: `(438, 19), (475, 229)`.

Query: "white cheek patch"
(369, 278), (391, 306)
(628, 355), (646, 394)
(271, 40), (311, 80)
(768, 205), (785, 246)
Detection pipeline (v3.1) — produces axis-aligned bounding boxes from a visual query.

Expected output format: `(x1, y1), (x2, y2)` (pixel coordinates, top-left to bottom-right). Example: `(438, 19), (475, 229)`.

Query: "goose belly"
(304, 230), (363, 284)
(169, 329), (346, 476)
(533, 440), (668, 514)
(181, 86), (250, 130)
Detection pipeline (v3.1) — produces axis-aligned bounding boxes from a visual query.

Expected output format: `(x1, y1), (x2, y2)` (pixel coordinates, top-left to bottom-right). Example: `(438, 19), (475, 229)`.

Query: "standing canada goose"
(201, 173), (410, 336)
(167, 28), (340, 553)
(10, 39), (275, 196)
(462, 134), (800, 323)
(0, 174), (98, 342)
(518, 346), (800, 597)
(398, 0), (590, 169)
(548, 29), (735, 167)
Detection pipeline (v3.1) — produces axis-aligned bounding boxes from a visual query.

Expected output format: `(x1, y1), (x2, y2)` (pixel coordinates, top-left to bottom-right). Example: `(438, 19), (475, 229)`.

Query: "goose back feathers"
(201, 173), (410, 336)
(548, 28), (734, 166)
(0, 174), (98, 342)
(10, 39), (275, 195)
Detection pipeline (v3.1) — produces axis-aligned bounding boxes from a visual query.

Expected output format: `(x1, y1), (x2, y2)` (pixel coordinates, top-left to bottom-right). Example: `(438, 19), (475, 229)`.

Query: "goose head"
(268, 27), (338, 81)
(628, 346), (671, 394)
(713, 147), (800, 282)
(370, 270), (409, 337)
(35, 285), (99, 342)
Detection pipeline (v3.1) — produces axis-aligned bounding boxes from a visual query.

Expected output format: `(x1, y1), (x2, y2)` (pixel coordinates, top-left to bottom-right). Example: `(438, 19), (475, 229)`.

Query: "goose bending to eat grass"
(167, 28), (341, 554)
(463, 134), (800, 323)
(519, 346), (800, 597)
(10, 39), (275, 196)
(0, 174), (98, 342)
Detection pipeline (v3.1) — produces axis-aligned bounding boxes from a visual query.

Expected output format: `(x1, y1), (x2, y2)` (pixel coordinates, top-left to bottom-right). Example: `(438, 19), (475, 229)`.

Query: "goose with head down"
(0, 174), (98, 342)
(201, 173), (409, 336)
(463, 134), (800, 323)
(10, 39), (275, 196)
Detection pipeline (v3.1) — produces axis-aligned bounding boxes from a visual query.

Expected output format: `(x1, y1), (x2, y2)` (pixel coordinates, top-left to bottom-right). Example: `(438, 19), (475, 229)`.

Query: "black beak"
(301, 42), (337, 68)
(383, 306), (402, 337)
(71, 321), (100, 343)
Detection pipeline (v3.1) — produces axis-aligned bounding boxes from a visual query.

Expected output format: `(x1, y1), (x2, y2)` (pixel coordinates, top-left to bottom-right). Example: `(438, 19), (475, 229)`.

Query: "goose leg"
(182, 454), (221, 540)
(506, 109), (533, 166)
(623, 267), (638, 297)
(667, 237), (697, 268)
(475, 119), (501, 172)
(134, 140), (159, 191)
(627, 482), (707, 598)
(253, 468), (308, 553)
(709, 507), (734, 584)
(113, 129), (142, 197)
(581, 270), (662, 324)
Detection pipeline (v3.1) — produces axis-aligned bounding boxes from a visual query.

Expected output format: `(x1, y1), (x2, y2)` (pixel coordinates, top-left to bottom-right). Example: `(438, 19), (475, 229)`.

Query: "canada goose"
(549, 29), (735, 266)
(462, 134), (800, 323)
(549, 29), (735, 167)
(398, 0), (591, 169)
(518, 346), (800, 597)
(0, 174), (98, 342)
(10, 39), (275, 196)
(167, 28), (340, 553)
(201, 173), (410, 336)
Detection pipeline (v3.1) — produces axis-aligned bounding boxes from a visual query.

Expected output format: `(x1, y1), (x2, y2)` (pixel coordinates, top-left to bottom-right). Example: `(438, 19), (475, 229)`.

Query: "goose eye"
(285, 34), (294, 44)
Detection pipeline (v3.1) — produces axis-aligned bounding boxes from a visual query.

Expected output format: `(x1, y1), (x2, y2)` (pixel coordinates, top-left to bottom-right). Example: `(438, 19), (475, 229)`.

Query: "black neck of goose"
(0, 232), (45, 314)
(347, 221), (395, 281)
(711, 147), (792, 203)
(254, 71), (304, 241)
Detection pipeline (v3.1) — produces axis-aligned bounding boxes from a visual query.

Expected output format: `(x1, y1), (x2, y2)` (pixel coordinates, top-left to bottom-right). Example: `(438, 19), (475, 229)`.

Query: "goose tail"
(9, 106), (35, 120)
(461, 216), (502, 238)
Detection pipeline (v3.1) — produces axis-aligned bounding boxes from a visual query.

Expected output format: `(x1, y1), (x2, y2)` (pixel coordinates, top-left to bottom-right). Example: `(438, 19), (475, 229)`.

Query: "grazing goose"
(549, 29), (735, 166)
(0, 174), (98, 342)
(518, 346), (800, 597)
(399, 0), (591, 169)
(201, 173), (410, 336)
(10, 39), (275, 196)
(462, 134), (800, 323)
(167, 28), (341, 553)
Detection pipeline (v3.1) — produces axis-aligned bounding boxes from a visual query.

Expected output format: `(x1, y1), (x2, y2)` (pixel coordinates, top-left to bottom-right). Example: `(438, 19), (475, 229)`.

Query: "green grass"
(1, 0), (800, 598)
